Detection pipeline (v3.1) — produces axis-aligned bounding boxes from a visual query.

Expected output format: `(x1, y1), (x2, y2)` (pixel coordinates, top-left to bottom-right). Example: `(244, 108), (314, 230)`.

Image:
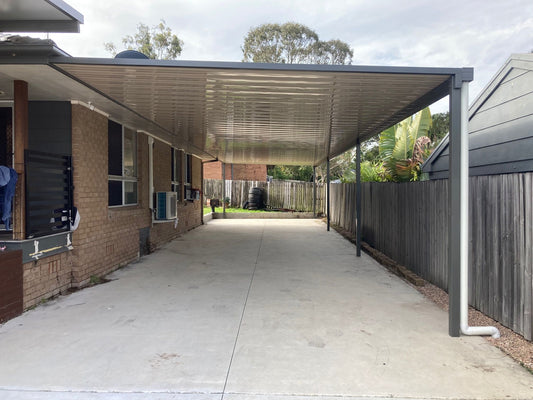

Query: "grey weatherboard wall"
(423, 54), (533, 179)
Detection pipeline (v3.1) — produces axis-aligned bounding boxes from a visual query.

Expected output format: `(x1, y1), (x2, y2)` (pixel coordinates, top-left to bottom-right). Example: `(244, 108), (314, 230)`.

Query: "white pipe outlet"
(459, 82), (500, 339)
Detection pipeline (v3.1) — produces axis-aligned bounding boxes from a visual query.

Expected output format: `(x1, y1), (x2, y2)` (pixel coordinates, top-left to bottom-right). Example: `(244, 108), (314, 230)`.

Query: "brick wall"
(23, 251), (72, 309)
(203, 161), (267, 181)
(147, 139), (202, 251)
(203, 162), (222, 179)
(19, 105), (204, 308)
(233, 164), (267, 181)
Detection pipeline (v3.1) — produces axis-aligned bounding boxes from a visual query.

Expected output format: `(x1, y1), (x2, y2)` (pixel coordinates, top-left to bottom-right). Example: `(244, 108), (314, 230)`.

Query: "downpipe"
(459, 83), (500, 339)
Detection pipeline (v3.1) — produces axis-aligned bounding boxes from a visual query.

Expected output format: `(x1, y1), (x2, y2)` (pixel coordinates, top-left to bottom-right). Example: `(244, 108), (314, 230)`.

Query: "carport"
(34, 56), (478, 337)
(0, 47), (486, 336)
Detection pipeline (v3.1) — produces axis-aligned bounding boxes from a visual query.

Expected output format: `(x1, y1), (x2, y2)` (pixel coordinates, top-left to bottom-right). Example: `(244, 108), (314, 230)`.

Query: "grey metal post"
(355, 140), (362, 257)
(313, 166), (317, 217)
(327, 159), (330, 231)
(222, 162), (226, 217)
(448, 75), (463, 337)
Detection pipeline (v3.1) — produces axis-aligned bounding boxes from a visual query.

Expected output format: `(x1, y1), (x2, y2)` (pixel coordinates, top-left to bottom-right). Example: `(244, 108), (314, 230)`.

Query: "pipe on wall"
(148, 136), (154, 212)
(459, 83), (500, 339)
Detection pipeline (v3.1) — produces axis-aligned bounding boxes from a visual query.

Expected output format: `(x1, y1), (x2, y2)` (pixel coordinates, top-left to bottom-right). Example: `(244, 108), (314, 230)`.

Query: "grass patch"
(203, 206), (267, 215)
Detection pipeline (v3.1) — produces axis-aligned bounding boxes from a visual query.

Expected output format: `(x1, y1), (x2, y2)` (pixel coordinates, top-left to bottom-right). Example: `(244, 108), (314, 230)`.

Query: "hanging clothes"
(0, 166), (18, 231)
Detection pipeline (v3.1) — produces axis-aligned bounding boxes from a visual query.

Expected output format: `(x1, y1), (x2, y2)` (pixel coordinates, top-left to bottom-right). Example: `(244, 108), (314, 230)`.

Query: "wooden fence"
(329, 173), (533, 340)
(203, 179), (325, 212)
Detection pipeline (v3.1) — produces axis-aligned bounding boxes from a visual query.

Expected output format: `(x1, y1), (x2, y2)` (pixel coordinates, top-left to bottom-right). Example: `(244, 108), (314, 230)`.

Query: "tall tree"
(242, 22), (353, 65)
(105, 20), (183, 60)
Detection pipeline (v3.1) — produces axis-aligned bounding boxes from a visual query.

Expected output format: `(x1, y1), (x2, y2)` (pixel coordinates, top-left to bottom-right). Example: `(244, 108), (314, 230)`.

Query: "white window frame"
(108, 122), (138, 207)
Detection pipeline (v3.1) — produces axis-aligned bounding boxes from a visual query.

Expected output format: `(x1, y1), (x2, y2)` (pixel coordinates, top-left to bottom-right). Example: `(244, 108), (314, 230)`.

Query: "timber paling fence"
(329, 173), (533, 340)
(203, 179), (325, 212)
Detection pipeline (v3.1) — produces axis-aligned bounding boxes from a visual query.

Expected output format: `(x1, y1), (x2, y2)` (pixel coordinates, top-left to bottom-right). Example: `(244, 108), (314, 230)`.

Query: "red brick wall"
(203, 162), (222, 179)
(203, 161), (267, 181)
(233, 164), (267, 181)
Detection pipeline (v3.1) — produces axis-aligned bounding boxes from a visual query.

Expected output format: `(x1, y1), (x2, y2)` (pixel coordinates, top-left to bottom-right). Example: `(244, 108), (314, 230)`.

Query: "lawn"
(203, 206), (267, 215)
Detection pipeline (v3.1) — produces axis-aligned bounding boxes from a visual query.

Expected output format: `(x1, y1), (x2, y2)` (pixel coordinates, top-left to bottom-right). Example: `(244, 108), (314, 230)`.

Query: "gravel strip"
(416, 282), (533, 373)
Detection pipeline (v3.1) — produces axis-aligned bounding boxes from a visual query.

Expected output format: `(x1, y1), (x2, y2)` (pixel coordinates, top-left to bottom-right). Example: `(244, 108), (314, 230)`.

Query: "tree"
(427, 112), (449, 144)
(268, 165), (314, 181)
(104, 20), (183, 60)
(378, 107), (433, 182)
(244, 22), (353, 181)
(242, 22), (353, 65)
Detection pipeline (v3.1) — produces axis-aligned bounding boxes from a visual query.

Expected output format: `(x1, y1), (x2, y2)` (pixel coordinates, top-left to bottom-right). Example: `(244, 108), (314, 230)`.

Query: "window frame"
(108, 121), (138, 207)
(184, 153), (192, 200)
(171, 148), (182, 201)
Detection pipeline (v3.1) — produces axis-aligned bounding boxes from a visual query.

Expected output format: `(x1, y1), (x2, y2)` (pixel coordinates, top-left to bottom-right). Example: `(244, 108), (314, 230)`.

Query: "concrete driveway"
(0, 219), (532, 400)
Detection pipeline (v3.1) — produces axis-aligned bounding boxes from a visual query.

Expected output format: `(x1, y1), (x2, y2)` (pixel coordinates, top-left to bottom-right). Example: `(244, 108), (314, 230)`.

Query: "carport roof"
(0, 47), (473, 165)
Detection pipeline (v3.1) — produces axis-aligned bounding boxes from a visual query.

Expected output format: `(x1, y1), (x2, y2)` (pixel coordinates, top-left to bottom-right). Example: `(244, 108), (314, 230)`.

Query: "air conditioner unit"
(156, 191), (177, 220)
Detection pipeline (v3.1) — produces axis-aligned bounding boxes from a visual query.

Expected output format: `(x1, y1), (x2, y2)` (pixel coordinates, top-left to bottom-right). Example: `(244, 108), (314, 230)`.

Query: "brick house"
(0, 42), (206, 317)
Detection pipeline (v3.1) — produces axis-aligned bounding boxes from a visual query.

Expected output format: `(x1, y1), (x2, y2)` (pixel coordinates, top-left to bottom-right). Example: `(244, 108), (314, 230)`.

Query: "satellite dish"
(115, 50), (149, 59)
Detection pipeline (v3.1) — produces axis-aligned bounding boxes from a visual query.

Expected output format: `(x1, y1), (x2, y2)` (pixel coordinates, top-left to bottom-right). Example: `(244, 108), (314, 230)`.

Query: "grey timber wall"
(329, 175), (533, 340)
(423, 62), (533, 179)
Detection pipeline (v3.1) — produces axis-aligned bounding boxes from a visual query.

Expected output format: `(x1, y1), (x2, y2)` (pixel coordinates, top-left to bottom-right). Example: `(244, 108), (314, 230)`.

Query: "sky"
(19, 0), (533, 113)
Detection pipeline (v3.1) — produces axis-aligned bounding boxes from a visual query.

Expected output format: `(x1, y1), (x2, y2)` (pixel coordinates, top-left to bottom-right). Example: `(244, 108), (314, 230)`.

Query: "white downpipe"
(148, 137), (154, 212)
(459, 83), (500, 339)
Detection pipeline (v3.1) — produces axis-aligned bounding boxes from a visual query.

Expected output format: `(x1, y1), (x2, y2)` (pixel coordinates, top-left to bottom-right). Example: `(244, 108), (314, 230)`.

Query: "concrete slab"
(0, 219), (532, 400)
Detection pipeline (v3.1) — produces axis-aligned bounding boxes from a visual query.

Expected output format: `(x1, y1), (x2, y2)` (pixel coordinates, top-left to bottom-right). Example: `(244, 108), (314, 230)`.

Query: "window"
(108, 120), (137, 206)
(171, 148), (182, 200)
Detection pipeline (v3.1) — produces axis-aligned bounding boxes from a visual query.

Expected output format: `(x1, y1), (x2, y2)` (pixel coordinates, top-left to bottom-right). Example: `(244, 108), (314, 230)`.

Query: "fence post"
(327, 159), (330, 231)
(222, 162), (226, 217)
(313, 166), (317, 217)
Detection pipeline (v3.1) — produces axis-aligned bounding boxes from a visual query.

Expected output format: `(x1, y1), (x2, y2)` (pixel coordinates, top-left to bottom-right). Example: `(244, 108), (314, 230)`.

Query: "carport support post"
(326, 158), (330, 231)
(355, 140), (362, 257)
(222, 162), (226, 217)
(448, 74), (466, 337)
(313, 166), (317, 217)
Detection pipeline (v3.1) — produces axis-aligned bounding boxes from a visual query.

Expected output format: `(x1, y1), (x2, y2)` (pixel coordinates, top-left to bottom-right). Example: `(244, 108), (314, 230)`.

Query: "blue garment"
(0, 167), (17, 231)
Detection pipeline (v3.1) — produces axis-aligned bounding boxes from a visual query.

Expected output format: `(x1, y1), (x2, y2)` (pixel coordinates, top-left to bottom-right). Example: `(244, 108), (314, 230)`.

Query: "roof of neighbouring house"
(422, 53), (533, 179)
(0, 0), (83, 33)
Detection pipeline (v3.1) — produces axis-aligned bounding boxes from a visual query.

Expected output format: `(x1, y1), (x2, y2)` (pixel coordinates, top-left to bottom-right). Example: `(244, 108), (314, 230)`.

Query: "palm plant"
(378, 107), (433, 182)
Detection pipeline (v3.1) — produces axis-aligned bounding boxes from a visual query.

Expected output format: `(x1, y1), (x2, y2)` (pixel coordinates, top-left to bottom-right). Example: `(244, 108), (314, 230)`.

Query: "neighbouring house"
(422, 53), (533, 179)
(203, 161), (267, 181)
(0, 38), (205, 319)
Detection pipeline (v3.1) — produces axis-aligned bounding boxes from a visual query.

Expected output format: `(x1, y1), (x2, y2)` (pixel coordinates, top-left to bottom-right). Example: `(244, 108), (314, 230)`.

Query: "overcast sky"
(41, 0), (533, 112)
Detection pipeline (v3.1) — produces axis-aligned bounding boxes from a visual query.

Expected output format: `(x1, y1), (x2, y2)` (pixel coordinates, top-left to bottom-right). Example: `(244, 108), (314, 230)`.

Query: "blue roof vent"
(115, 50), (149, 59)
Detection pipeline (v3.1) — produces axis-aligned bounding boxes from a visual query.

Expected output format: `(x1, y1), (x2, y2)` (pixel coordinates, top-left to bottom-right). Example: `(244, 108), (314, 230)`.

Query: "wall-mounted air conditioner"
(156, 191), (177, 219)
